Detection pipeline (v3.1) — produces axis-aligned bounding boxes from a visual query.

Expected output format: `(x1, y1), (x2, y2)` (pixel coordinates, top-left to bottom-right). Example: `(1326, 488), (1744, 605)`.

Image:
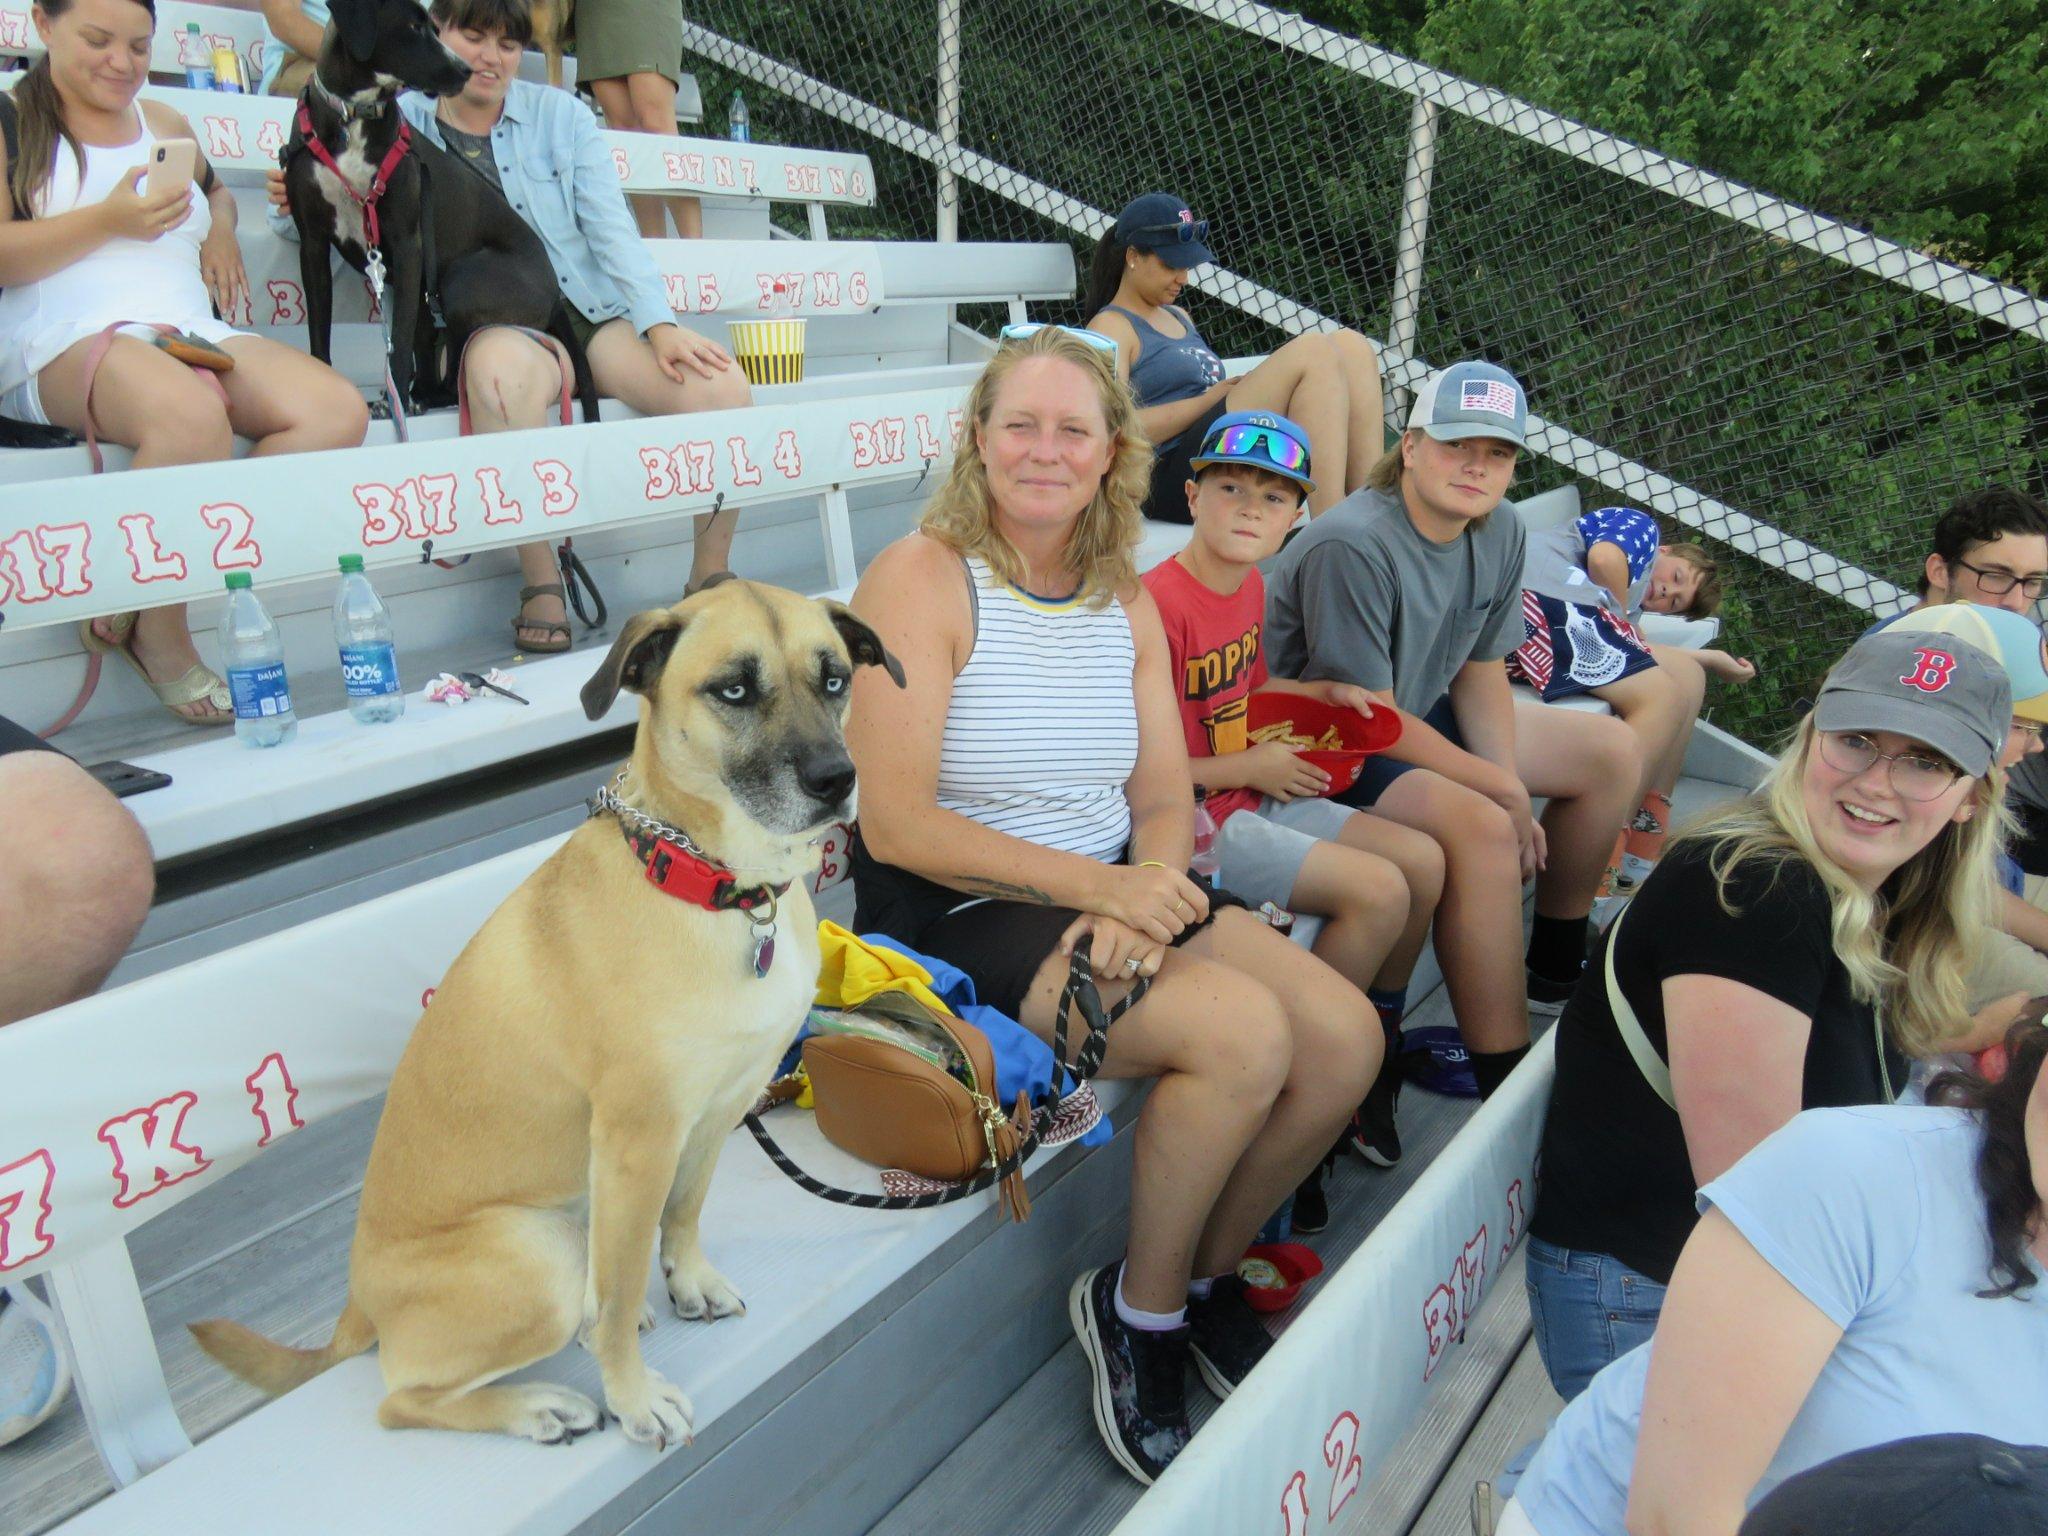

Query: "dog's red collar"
(293, 98), (414, 255)
(590, 775), (790, 978)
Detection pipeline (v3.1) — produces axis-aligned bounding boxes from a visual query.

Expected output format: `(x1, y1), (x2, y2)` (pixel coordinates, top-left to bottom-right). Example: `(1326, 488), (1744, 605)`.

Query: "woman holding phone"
(0, 0), (367, 726)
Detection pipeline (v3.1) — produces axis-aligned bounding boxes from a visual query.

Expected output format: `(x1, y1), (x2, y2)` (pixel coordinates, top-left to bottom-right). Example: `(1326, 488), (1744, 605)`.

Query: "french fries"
(1250, 720), (1348, 752)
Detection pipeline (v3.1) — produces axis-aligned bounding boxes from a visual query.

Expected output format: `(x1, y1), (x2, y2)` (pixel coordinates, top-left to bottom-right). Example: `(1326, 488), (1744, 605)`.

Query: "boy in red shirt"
(1142, 412), (1446, 1218)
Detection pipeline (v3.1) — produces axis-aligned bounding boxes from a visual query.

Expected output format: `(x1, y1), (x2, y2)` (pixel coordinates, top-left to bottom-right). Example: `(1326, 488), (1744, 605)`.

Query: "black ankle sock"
(1526, 913), (1589, 982)
(1470, 1044), (1532, 1100)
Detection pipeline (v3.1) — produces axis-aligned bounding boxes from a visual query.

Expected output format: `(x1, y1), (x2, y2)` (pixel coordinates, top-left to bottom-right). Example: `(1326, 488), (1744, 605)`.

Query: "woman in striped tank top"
(847, 326), (1380, 1486)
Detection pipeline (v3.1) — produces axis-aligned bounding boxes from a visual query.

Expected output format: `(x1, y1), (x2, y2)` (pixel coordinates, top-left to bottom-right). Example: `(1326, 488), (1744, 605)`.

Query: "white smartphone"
(144, 139), (198, 199)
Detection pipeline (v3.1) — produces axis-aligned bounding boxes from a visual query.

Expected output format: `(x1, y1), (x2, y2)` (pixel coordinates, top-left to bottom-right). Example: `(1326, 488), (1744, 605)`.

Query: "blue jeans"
(1524, 1236), (1669, 1402)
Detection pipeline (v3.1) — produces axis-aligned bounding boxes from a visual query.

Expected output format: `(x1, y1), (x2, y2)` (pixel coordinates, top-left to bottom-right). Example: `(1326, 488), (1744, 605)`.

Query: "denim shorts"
(1523, 1235), (1669, 1402)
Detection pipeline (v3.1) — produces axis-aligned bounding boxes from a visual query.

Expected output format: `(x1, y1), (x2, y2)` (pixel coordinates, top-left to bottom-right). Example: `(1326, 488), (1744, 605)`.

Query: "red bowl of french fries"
(1245, 693), (1401, 796)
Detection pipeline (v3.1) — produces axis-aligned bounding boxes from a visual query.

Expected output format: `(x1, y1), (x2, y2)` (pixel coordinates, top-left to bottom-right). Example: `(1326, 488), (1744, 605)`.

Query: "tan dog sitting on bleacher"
(191, 577), (903, 1448)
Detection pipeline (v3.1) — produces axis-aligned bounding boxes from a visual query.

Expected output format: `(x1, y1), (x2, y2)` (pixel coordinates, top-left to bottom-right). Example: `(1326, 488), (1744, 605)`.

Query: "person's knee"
(293, 374), (370, 450)
(1659, 649), (1707, 713)
(1436, 785), (1519, 863)
(1330, 328), (1379, 370)
(4, 758), (154, 976)
(462, 332), (559, 426)
(1585, 712), (1643, 782)
(1343, 849), (1411, 932)
(1290, 974), (1379, 1102)
(1180, 969), (1292, 1104)
(700, 366), (752, 411)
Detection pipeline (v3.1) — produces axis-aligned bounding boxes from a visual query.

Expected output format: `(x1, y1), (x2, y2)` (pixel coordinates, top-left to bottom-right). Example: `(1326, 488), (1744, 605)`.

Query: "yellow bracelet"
(1136, 860), (1171, 871)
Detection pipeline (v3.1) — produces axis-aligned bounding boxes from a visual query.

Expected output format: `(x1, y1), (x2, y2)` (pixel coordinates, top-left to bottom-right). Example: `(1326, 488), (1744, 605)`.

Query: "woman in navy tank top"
(845, 326), (1380, 1486)
(1087, 191), (1383, 522)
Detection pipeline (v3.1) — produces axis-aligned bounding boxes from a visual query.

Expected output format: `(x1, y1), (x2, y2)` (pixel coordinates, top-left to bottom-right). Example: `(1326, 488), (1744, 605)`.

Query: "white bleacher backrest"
(1639, 612), (1721, 648)
(139, 83), (874, 205)
(1508, 484), (1582, 532)
(673, 73), (702, 125)
(0, 0), (583, 88)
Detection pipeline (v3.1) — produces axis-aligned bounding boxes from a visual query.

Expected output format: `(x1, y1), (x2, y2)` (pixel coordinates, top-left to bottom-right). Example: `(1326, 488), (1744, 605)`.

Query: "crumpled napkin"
(423, 668), (518, 705)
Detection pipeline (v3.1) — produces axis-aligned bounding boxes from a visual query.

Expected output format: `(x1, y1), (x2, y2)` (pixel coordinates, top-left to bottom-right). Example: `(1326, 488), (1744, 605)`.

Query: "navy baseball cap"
(1114, 192), (1215, 269)
(1406, 360), (1529, 449)
(1189, 410), (1315, 495)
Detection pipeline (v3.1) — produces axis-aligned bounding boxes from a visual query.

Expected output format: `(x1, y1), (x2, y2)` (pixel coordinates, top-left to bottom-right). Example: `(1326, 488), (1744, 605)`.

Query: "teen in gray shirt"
(1259, 361), (1642, 1102)
(1265, 484), (1526, 708)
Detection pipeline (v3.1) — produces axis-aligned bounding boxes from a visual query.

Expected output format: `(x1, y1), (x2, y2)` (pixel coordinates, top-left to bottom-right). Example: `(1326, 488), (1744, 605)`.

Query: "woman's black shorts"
(1142, 398), (1231, 524)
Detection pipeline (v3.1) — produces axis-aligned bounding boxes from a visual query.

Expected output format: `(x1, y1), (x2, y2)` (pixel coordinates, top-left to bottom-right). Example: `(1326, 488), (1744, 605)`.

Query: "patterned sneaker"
(1069, 1264), (1190, 1484)
(0, 1284), (71, 1449)
(1187, 1274), (1275, 1398)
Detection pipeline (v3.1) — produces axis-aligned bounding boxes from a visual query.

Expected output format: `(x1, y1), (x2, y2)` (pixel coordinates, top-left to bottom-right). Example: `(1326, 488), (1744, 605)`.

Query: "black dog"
(283, 0), (599, 421)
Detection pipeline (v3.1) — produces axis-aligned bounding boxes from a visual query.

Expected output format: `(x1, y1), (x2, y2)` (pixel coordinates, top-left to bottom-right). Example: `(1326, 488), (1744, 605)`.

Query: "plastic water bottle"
(220, 572), (296, 748)
(333, 555), (404, 724)
(728, 89), (750, 143)
(182, 23), (214, 90)
(1191, 788), (1221, 880)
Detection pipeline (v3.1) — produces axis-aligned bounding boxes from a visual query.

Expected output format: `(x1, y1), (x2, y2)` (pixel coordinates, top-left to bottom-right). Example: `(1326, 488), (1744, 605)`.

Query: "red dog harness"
(293, 99), (415, 262)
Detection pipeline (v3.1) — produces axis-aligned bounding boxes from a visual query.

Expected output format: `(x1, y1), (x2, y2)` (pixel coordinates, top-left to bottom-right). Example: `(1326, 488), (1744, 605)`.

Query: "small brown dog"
(192, 578), (902, 1447)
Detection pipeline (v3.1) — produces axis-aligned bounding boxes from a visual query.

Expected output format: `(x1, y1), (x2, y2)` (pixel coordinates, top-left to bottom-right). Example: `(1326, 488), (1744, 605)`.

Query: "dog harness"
(590, 773), (791, 979)
(293, 98), (415, 298)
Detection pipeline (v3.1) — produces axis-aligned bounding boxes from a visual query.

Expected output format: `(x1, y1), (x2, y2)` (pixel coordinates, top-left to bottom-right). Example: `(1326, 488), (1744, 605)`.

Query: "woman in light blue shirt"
(272, 0), (747, 649)
(1504, 1024), (2048, 1536)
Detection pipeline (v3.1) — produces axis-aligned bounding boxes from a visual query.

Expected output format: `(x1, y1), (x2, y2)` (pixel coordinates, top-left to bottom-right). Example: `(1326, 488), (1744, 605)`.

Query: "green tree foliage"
(1313, 0), (2048, 291)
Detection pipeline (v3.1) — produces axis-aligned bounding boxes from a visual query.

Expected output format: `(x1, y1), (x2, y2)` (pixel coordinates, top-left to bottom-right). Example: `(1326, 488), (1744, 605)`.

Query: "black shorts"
(0, 713), (61, 762)
(1335, 695), (1460, 809)
(1143, 398), (1230, 525)
(914, 880), (1245, 1022)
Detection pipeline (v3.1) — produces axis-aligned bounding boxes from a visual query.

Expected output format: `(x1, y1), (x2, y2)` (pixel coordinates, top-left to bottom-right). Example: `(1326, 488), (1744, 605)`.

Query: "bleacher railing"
(678, 0), (2047, 747)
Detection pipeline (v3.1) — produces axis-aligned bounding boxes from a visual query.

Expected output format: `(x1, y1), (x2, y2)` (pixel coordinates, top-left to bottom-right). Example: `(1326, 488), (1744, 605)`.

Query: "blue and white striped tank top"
(935, 555), (1139, 862)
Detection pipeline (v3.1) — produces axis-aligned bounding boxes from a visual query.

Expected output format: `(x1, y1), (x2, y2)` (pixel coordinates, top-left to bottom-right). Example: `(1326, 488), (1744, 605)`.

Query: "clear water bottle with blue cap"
(728, 89), (750, 143)
(220, 572), (296, 748)
(333, 555), (404, 724)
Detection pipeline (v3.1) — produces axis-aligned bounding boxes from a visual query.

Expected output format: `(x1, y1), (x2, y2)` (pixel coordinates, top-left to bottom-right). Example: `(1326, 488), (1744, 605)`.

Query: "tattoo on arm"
(955, 876), (1055, 906)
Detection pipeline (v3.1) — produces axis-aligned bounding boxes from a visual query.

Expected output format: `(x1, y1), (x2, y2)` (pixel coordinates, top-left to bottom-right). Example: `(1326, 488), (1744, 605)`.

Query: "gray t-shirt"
(438, 122), (503, 191)
(1263, 485), (1528, 707)
(1522, 523), (1652, 616)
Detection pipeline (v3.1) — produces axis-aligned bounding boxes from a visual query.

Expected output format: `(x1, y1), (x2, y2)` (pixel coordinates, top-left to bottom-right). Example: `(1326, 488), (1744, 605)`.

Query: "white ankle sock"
(1618, 852), (1657, 887)
(1114, 1264), (1187, 1331)
(1186, 1276), (1216, 1302)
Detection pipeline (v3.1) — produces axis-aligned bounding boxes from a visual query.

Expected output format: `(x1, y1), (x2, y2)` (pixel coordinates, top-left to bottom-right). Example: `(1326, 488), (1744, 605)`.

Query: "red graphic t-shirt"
(1142, 555), (1267, 823)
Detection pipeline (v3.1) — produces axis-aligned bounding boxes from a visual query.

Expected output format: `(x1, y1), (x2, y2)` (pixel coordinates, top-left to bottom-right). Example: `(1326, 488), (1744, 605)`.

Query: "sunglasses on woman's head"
(1131, 218), (1211, 246)
(998, 322), (1119, 355)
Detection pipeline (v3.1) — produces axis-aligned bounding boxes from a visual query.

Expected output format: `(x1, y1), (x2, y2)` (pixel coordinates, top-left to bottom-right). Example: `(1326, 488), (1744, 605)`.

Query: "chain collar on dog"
(590, 773), (789, 978)
(308, 72), (395, 124)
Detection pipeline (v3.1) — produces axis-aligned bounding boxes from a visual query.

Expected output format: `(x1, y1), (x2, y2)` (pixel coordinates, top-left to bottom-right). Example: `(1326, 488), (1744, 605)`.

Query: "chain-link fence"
(682, 0), (2048, 745)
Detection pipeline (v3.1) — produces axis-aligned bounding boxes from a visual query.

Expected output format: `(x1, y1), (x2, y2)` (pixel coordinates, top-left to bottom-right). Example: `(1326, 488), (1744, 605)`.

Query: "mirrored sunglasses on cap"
(998, 322), (1118, 355)
(1199, 420), (1311, 477)
(1130, 217), (1211, 247)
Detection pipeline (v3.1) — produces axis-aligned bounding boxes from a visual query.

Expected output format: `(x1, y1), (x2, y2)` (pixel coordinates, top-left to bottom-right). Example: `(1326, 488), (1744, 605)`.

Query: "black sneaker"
(1069, 1263), (1190, 1484)
(1526, 964), (1582, 1017)
(1349, 1055), (1402, 1168)
(1187, 1274), (1275, 1398)
(1291, 1157), (1330, 1234)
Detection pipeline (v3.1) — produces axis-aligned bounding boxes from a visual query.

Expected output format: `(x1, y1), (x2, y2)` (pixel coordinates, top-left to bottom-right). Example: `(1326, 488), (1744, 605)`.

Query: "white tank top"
(936, 555), (1139, 863)
(0, 105), (240, 394)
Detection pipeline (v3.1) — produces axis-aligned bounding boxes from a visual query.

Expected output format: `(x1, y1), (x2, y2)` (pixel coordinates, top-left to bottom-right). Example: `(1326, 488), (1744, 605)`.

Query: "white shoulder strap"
(1603, 902), (1675, 1109)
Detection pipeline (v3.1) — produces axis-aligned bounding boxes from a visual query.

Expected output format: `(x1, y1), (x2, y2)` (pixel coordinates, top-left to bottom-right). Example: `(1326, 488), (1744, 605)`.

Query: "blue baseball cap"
(1114, 192), (1215, 269)
(1188, 410), (1316, 495)
(1407, 360), (1529, 449)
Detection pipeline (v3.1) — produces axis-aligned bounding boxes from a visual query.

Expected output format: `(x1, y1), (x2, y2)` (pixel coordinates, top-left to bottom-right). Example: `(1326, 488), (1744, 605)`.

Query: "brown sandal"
(512, 583), (572, 654)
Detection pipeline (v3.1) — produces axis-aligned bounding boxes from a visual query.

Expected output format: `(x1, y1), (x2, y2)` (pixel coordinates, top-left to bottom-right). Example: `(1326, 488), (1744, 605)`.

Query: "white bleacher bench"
(0, 0), (605, 97)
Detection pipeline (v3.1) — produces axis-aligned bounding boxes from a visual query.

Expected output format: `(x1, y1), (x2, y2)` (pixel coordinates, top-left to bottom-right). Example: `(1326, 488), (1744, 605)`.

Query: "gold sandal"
(80, 612), (234, 726)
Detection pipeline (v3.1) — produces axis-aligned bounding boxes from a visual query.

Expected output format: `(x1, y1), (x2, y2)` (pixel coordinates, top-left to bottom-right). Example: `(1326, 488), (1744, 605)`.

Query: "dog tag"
(751, 921), (776, 980)
(365, 248), (386, 302)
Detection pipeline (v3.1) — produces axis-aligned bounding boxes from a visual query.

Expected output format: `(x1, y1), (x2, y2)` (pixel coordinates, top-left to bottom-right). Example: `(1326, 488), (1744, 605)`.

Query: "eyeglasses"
(2012, 720), (2045, 741)
(998, 322), (1119, 355)
(1130, 218), (1210, 246)
(1202, 422), (1310, 477)
(1817, 730), (1965, 801)
(1950, 559), (2048, 600)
